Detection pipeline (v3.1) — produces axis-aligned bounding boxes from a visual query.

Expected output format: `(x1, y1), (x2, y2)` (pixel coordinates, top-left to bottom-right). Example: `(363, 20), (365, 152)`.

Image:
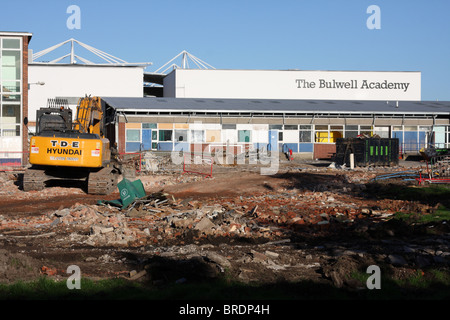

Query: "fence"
(399, 142), (449, 156)
(417, 154), (450, 185)
(183, 152), (214, 178)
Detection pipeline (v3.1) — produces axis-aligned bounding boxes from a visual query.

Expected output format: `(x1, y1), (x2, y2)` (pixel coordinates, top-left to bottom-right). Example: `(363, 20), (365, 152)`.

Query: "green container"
(334, 138), (399, 167)
(117, 178), (146, 208)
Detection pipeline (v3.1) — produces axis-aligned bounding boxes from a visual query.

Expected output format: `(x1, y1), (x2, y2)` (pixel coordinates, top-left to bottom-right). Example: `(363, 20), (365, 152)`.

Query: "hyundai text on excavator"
(23, 96), (121, 195)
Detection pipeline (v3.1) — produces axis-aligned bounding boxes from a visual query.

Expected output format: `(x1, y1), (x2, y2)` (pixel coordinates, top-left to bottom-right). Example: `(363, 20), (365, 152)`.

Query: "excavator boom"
(73, 96), (104, 136)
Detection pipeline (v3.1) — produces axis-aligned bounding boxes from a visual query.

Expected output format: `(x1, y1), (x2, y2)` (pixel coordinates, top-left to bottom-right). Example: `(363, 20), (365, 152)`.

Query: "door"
(268, 130), (278, 151)
(142, 129), (152, 151)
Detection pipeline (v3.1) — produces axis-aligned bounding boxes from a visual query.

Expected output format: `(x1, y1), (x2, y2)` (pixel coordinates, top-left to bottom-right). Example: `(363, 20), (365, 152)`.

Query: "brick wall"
(118, 122), (126, 153)
(313, 143), (336, 160)
(22, 35), (29, 164)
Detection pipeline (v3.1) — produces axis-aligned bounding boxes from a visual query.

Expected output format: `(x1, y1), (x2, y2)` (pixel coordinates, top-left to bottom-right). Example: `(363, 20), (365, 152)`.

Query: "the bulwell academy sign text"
(296, 79), (410, 92)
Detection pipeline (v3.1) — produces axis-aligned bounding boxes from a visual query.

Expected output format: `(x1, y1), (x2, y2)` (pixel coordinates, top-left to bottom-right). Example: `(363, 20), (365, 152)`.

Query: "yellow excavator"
(24, 96), (121, 194)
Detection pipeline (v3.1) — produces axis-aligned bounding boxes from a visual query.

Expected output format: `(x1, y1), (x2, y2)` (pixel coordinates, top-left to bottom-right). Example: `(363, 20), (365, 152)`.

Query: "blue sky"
(1, 0), (450, 100)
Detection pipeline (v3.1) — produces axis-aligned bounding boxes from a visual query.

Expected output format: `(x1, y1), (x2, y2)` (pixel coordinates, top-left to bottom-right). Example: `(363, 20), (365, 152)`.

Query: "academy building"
(2, 32), (450, 167)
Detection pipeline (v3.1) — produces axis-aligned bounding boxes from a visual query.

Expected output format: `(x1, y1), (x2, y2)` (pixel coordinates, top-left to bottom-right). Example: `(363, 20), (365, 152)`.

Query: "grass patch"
(0, 277), (150, 300)
(349, 268), (450, 300)
(0, 276), (339, 300)
(370, 183), (450, 205)
(369, 183), (450, 228)
(392, 206), (450, 224)
(0, 270), (449, 300)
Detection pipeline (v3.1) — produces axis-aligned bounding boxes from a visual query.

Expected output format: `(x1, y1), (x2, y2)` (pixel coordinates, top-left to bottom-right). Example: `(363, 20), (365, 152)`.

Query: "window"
(191, 130), (205, 143)
(374, 126), (390, 138)
(142, 123), (157, 129)
(2, 88), (20, 102)
(222, 124), (236, 130)
(2, 39), (20, 49)
(330, 126), (343, 142)
(174, 130), (188, 142)
(1, 51), (21, 81)
(1, 104), (20, 123)
(269, 125), (283, 130)
(126, 129), (140, 142)
(314, 125), (343, 143)
(238, 130), (251, 143)
(284, 125), (298, 130)
(1, 37), (22, 138)
(299, 125), (312, 142)
(345, 125), (358, 138)
(419, 126), (431, 132)
(403, 126), (417, 131)
(2, 81), (20, 93)
(360, 125), (373, 136)
(0, 124), (19, 137)
(315, 125), (329, 143)
(159, 130), (173, 141)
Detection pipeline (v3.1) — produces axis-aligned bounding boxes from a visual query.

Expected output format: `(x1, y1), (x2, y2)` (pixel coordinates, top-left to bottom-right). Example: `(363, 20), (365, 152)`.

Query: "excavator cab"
(36, 107), (73, 135)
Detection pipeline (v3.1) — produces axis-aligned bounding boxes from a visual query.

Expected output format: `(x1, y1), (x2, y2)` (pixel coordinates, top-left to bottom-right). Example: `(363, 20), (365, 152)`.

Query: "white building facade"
(28, 64), (145, 130)
(163, 69), (421, 101)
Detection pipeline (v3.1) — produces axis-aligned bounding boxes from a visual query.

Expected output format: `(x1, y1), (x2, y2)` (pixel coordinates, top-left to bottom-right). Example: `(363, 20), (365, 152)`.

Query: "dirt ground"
(0, 158), (449, 298)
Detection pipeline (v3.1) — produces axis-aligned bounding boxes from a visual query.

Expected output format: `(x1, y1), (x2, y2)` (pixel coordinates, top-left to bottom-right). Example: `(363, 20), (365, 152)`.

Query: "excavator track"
(87, 167), (118, 195)
(23, 168), (47, 192)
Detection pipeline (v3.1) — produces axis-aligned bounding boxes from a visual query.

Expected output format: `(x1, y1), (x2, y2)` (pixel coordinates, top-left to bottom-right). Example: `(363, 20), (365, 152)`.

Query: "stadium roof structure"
(144, 50), (215, 86)
(102, 97), (450, 117)
(31, 38), (152, 67)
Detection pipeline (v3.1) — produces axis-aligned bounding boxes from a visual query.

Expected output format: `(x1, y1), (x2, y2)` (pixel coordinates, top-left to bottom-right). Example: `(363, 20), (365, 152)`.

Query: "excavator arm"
(73, 96), (104, 136)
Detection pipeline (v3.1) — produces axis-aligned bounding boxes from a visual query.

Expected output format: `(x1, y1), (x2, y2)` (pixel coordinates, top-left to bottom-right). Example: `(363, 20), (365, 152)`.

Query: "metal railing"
(417, 154), (450, 185)
(399, 142), (448, 155)
(183, 152), (213, 178)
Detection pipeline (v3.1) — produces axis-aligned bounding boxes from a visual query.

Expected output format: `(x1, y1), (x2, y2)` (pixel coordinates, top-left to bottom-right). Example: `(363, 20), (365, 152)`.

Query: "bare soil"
(0, 160), (449, 299)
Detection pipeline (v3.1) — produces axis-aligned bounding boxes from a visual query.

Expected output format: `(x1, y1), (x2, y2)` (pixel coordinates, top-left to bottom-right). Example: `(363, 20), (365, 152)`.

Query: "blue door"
(142, 129), (152, 151)
(268, 130), (278, 151)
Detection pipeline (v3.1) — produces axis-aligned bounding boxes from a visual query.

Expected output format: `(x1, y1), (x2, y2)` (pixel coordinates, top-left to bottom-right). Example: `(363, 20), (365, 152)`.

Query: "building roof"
(0, 31), (32, 41)
(102, 97), (450, 116)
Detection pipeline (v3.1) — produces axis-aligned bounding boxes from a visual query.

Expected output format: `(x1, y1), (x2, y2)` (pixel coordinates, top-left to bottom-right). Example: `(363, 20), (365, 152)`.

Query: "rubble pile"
(139, 174), (206, 190)
(44, 190), (283, 247)
(0, 169), (435, 249)
(32, 186), (431, 248)
(1, 161), (450, 291)
(0, 172), (22, 196)
(49, 204), (136, 246)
